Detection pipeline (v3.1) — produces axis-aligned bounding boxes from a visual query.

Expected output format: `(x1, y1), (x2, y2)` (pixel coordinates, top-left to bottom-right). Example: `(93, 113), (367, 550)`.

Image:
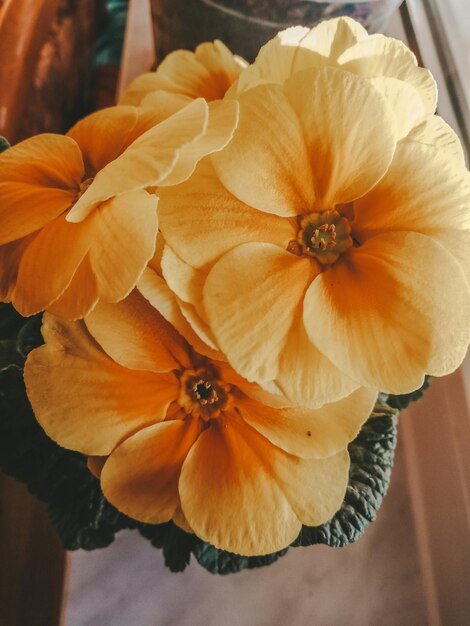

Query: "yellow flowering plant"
(0, 18), (468, 573)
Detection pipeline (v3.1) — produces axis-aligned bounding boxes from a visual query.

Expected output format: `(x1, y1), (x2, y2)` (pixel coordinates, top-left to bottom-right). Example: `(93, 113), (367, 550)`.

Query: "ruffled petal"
(158, 159), (295, 269)
(212, 83), (315, 217)
(239, 387), (376, 459)
(67, 99), (209, 221)
(403, 115), (466, 165)
(204, 242), (314, 382)
(303, 232), (470, 393)
(369, 77), (425, 139)
(179, 417), (301, 555)
(283, 67), (396, 208)
(24, 315), (179, 455)
(338, 34), (437, 114)
(88, 190), (158, 303)
(85, 289), (190, 372)
(101, 418), (201, 524)
(137, 267), (223, 360)
(0, 134), (83, 243)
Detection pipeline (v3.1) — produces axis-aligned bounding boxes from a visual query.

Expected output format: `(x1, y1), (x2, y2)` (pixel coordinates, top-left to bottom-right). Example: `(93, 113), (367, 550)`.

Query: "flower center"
(287, 209), (352, 265)
(77, 177), (94, 199)
(178, 367), (231, 420)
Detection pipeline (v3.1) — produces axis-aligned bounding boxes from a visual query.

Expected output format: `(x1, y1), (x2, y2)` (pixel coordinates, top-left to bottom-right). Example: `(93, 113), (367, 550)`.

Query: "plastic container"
(150, 0), (404, 63)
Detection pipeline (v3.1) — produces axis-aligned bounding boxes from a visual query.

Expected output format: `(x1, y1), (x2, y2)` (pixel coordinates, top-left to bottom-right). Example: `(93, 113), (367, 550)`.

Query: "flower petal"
(67, 98), (209, 221)
(354, 142), (470, 283)
(159, 159), (295, 269)
(85, 289), (189, 372)
(239, 387), (376, 459)
(369, 77), (425, 139)
(179, 417), (301, 555)
(24, 315), (178, 455)
(13, 214), (92, 316)
(204, 243), (314, 382)
(275, 315), (359, 408)
(283, 67), (396, 208)
(137, 267), (223, 360)
(0, 134), (83, 243)
(338, 34), (437, 114)
(46, 254), (99, 320)
(403, 115), (466, 165)
(212, 83), (315, 217)
(0, 235), (33, 301)
(304, 232), (470, 393)
(101, 418), (201, 524)
(140, 90), (192, 115)
(88, 190), (158, 303)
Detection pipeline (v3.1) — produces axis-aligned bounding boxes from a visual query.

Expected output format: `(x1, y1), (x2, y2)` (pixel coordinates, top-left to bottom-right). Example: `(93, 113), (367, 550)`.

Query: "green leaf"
(0, 136), (10, 153)
(385, 376), (430, 410)
(193, 543), (288, 575)
(139, 523), (199, 572)
(0, 339), (23, 368)
(0, 303), (26, 341)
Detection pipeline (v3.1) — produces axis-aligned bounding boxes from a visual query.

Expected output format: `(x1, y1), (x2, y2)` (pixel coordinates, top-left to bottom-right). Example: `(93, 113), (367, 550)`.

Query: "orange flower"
(24, 291), (376, 556)
(158, 69), (470, 407)
(120, 40), (247, 115)
(0, 99), (238, 319)
(233, 17), (437, 141)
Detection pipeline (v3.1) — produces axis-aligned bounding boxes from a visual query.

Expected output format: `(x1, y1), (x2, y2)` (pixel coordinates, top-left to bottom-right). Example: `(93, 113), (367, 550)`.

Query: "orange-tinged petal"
(0, 235), (33, 300)
(88, 190), (158, 303)
(101, 418), (201, 525)
(67, 106), (140, 175)
(47, 254), (99, 320)
(239, 387), (376, 459)
(161, 245), (208, 319)
(137, 267), (223, 360)
(179, 418), (301, 555)
(204, 243), (314, 383)
(0, 134), (83, 243)
(304, 232), (470, 393)
(12, 214), (92, 316)
(275, 313), (359, 408)
(172, 505), (193, 534)
(85, 289), (189, 372)
(354, 142), (470, 283)
(87, 456), (106, 479)
(67, 99), (209, 221)
(140, 90), (192, 114)
(158, 159), (296, 270)
(212, 83), (315, 217)
(24, 315), (178, 455)
(283, 67), (396, 208)
(338, 34), (437, 114)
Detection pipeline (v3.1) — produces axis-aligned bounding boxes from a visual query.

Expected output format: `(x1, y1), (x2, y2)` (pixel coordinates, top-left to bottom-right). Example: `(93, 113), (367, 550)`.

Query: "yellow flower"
(158, 68), (470, 408)
(0, 99), (238, 319)
(233, 17), (437, 141)
(24, 291), (376, 556)
(120, 40), (247, 116)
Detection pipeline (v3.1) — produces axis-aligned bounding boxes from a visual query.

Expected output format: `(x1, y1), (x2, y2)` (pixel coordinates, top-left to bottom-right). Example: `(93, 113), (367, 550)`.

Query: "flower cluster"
(2, 18), (469, 556)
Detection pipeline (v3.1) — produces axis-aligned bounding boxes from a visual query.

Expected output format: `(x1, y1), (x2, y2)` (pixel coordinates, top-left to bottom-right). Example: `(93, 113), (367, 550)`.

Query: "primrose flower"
(159, 69), (470, 408)
(24, 291), (376, 555)
(120, 40), (247, 115)
(0, 99), (238, 319)
(233, 17), (437, 140)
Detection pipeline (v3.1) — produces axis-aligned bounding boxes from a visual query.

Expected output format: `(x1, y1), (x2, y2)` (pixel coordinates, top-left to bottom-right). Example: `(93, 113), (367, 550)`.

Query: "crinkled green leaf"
(193, 543), (288, 575)
(0, 136), (10, 153)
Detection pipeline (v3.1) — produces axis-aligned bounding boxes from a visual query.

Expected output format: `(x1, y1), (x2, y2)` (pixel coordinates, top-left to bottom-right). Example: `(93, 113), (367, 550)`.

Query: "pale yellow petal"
(101, 419), (201, 524)
(158, 159), (296, 270)
(403, 115), (466, 165)
(283, 67), (396, 208)
(304, 232), (470, 393)
(24, 315), (179, 455)
(204, 243), (314, 383)
(212, 83), (315, 217)
(369, 76), (425, 139)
